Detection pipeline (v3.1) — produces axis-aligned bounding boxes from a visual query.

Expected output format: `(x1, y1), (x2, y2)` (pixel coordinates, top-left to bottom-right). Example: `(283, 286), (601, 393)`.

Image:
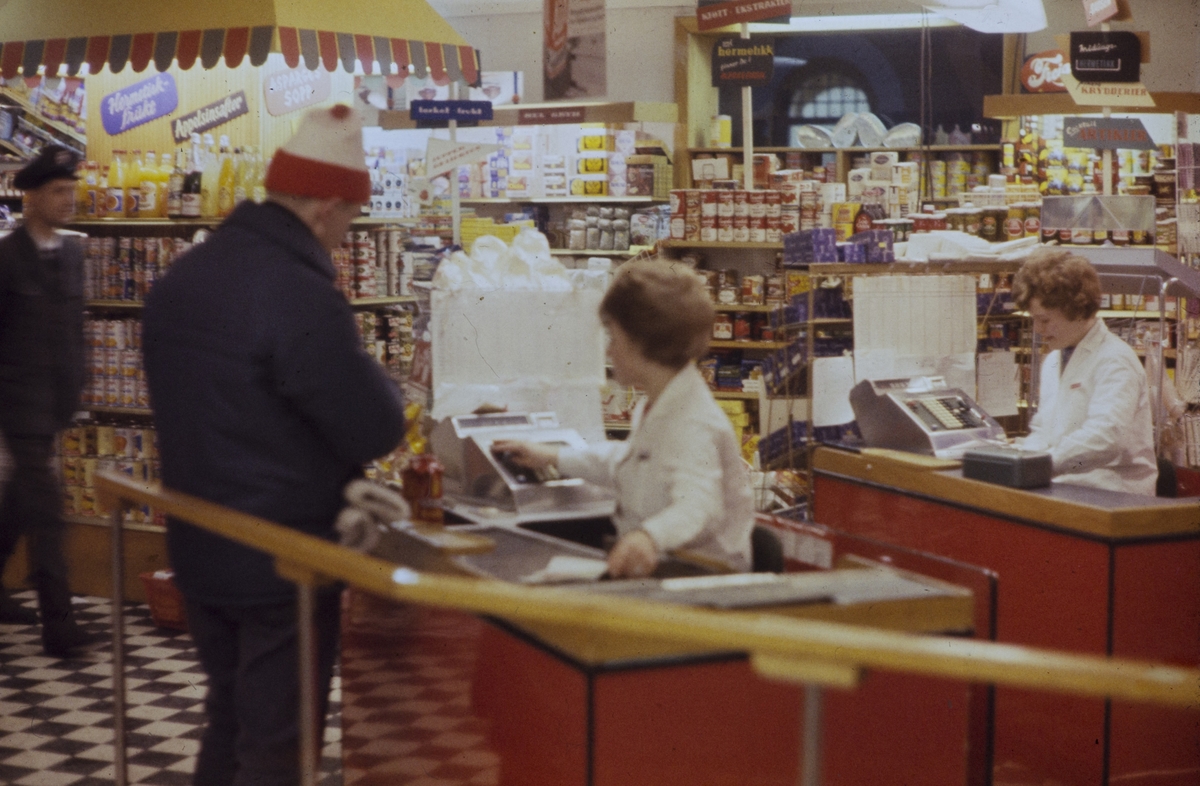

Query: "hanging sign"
(712, 37), (775, 87)
(696, 0), (791, 32)
(1070, 31), (1141, 83)
(171, 91), (249, 143)
(1063, 117), (1156, 150)
(1081, 0), (1128, 27)
(264, 68), (332, 117)
(517, 106), (586, 125)
(1061, 73), (1155, 108)
(410, 100), (494, 127)
(544, 0), (606, 100)
(1020, 50), (1069, 93)
(101, 74), (178, 136)
(425, 138), (502, 176)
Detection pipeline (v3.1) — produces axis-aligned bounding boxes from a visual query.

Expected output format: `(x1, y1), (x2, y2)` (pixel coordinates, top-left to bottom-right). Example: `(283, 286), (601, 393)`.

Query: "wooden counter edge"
(813, 447), (1200, 540)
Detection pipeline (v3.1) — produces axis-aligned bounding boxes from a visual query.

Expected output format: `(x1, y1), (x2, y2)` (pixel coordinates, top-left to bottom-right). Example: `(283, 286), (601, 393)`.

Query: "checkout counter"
(814, 376), (1200, 786)
(340, 410), (989, 786)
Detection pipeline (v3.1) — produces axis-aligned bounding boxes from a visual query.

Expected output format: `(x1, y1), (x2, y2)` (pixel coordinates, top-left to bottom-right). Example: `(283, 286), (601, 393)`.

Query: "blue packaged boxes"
(783, 228), (838, 267)
(847, 229), (895, 263)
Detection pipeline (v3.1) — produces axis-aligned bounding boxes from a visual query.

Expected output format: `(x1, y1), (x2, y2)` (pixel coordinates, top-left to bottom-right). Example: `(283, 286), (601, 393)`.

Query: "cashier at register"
(1012, 248), (1157, 495)
(493, 259), (755, 578)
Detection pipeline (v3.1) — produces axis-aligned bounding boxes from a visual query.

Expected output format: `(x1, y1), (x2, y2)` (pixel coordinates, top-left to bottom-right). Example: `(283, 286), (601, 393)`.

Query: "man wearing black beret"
(0, 145), (93, 657)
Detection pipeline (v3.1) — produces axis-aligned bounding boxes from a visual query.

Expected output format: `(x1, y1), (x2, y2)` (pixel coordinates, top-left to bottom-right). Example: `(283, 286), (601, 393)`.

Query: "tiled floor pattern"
(339, 596), (499, 786)
(0, 590), (342, 786)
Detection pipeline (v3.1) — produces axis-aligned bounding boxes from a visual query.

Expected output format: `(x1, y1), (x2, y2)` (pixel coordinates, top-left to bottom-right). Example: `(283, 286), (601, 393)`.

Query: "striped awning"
(0, 26), (481, 85)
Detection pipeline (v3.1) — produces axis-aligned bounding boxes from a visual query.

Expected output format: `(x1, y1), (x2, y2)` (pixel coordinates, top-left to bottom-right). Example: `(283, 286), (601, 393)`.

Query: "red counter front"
(339, 541), (982, 786)
(811, 447), (1200, 786)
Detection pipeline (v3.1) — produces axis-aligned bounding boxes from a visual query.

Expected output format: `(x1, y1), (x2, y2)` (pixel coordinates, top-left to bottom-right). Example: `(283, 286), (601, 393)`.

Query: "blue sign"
(410, 100), (494, 126)
(101, 73), (178, 136)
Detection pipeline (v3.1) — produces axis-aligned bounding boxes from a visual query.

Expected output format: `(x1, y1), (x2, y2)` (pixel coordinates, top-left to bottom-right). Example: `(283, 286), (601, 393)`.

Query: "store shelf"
(714, 303), (777, 313)
(663, 241), (782, 250)
(380, 100), (678, 130)
(603, 421), (632, 432)
(0, 138), (23, 157)
(689, 144), (999, 155)
(713, 390), (759, 400)
(70, 217), (219, 227)
(349, 296), (417, 307)
(549, 247), (650, 257)
(984, 92), (1200, 119)
(86, 300), (143, 310)
(84, 406), (154, 418)
(710, 340), (789, 350)
(463, 196), (662, 205)
(809, 260), (1024, 276)
(64, 513), (165, 534)
(0, 87), (87, 145)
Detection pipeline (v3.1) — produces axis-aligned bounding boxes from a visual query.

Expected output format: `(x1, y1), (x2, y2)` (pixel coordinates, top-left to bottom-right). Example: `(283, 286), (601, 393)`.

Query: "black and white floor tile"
(0, 591), (342, 786)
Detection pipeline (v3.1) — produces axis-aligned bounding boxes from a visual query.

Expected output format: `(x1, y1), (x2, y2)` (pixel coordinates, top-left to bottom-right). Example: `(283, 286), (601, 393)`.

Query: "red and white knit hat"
(264, 104), (371, 203)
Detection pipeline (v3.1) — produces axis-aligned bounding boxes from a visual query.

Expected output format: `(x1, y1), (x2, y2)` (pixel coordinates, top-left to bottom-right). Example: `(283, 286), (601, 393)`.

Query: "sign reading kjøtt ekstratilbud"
(171, 91), (249, 143)
(696, 0), (790, 32)
(101, 74), (178, 136)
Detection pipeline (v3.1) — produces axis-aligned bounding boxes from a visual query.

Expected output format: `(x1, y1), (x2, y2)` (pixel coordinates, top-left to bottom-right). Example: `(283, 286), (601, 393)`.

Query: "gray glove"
(335, 480), (411, 553)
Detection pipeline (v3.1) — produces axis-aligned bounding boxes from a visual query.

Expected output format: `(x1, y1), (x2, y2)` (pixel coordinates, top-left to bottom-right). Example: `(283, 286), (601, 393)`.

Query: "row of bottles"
(77, 134), (269, 220)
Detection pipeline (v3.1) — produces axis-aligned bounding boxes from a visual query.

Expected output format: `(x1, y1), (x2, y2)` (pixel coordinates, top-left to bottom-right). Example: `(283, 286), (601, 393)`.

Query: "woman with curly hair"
(493, 258), (754, 577)
(1012, 248), (1157, 494)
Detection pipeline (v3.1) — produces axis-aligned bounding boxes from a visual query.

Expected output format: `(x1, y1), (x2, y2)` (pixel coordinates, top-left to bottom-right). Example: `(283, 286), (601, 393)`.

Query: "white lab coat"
(558, 364), (754, 571)
(1020, 318), (1157, 496)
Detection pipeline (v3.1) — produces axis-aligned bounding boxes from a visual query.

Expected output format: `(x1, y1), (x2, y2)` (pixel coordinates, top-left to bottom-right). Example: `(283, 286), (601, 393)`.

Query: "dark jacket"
(143, 201), (405, 605)
(0, 226), (85, 436)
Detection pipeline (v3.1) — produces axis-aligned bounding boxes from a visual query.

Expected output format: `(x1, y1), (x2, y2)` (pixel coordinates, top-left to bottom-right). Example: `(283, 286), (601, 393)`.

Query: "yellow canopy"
(0, 0), (478, 84)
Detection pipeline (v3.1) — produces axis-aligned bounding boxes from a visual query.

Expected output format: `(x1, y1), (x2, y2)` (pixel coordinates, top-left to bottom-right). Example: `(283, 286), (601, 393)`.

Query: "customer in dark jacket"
(143, 105), (405, 786)
(0, 145), (93, 658)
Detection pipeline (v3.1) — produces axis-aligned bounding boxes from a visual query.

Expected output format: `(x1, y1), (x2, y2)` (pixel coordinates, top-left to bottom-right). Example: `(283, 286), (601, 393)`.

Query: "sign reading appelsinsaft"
(172, 92), (249, 143)
(697, 0), (791, 32)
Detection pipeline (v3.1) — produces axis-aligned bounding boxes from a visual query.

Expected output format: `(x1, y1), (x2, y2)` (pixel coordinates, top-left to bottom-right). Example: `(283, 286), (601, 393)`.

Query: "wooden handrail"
(96, 472), (1200, 708)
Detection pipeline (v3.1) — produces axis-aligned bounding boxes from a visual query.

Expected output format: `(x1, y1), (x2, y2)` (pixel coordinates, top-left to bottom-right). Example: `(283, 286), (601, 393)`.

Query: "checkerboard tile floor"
(339, 599), (499, 786)
(0, 590), (342, 786)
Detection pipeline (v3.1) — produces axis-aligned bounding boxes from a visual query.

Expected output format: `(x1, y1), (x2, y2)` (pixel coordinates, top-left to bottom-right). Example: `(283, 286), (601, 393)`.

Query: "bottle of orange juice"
(157, 150), (172, 217)
(126, 150), (143, 217)
(83, 162), (100, 218)
(106, 151), (127, 217)
(138, 151), (159, 218)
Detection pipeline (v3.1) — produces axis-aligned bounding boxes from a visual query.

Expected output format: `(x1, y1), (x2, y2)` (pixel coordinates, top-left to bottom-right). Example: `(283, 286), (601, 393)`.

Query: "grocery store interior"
(1, 1), (1199, 785)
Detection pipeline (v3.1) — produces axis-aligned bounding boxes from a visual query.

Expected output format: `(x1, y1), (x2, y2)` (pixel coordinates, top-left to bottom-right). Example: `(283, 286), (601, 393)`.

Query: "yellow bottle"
(106, 151), (127, 217)
(200, 133), (218, 218)
(157, 151), (172, 218)
(126, 150), (143, 217)
(252, 148), (267, 203)
(217, 135), (235, 217)
(232, 147), (248, 207)
(138, 151), (159, 218)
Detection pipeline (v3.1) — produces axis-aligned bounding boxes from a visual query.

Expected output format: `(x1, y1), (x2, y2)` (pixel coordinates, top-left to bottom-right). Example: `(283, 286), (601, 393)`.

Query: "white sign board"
(426, 138), (502, 176)
(1062, 73), (1156, 108)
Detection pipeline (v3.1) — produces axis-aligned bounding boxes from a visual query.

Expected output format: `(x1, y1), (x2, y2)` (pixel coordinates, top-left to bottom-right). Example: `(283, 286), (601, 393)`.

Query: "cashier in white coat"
(494, 258), (755, 578)
(1013, 248), (1157, 495)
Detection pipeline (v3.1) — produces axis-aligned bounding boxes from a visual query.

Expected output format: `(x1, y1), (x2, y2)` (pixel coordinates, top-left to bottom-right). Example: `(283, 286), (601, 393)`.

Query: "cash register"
(849, 376), (1007, 459)
(429, 411), (616, 524)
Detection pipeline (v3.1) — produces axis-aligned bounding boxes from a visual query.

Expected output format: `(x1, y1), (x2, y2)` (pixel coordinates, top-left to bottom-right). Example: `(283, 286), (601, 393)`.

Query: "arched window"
(789, 72), (872, 123)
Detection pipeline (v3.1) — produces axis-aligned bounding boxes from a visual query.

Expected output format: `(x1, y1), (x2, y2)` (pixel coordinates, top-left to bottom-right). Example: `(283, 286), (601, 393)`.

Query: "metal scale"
(429, 411), (616, 524)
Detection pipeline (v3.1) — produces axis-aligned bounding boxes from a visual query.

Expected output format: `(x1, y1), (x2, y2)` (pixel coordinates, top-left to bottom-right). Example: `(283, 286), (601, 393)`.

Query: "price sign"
(712, 37), (774, 88)
(1063, 117), (1156, 150)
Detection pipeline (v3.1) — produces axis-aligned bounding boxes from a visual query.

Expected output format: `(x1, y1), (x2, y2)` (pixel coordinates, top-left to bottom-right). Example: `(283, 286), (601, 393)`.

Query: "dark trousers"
(0, 433), (74, 626)
(186, 588), (342, 786)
